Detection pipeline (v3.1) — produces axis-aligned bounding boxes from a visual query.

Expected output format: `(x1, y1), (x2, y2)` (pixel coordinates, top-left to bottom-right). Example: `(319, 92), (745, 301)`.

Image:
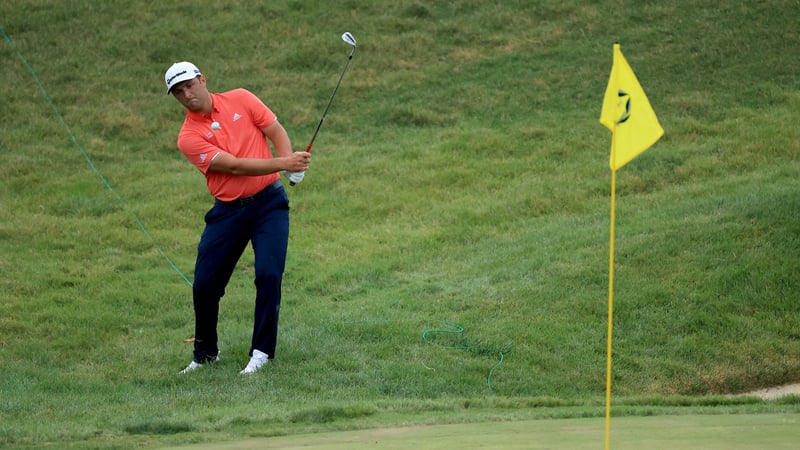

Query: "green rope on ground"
(422, 321), (508, 390)
(2, 26), (193, 287)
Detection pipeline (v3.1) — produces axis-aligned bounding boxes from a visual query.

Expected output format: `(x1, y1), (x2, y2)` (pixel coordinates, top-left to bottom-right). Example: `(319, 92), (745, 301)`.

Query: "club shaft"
(305, 48), (354, 152)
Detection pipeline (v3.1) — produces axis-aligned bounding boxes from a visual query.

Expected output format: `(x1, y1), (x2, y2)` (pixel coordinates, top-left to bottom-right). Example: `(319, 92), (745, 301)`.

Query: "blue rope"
(422, 321), (508, 390)
(2, 25), (193, 287)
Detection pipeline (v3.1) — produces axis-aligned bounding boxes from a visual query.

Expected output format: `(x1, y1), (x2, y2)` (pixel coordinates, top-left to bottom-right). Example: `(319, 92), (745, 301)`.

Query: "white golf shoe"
(240, 349), (269, 374)
(178, 354), (219, 375)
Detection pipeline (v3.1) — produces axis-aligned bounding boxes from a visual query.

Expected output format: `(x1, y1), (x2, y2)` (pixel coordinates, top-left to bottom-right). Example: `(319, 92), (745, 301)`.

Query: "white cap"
(164, 61), (201, 94)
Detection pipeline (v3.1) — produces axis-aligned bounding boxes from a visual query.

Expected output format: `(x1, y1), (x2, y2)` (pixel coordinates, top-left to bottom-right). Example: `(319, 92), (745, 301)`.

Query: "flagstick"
(604, 143), (617, 450)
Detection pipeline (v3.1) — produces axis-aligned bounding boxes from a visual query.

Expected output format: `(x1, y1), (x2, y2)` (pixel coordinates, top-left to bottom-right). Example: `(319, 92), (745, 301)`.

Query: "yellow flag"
(600, 43), (664, 170)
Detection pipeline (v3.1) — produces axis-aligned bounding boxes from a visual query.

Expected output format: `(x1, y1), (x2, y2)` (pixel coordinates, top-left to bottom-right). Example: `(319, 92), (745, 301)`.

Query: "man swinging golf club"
(165, 61), (310, 375)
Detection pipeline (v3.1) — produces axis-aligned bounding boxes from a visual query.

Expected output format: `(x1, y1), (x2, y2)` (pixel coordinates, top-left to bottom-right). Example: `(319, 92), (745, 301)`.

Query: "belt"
(217, 180), (282, 207)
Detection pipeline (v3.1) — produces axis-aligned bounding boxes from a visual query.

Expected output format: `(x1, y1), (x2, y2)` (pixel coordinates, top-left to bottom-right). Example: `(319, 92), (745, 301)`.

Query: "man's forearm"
(209, 153), (286, 176)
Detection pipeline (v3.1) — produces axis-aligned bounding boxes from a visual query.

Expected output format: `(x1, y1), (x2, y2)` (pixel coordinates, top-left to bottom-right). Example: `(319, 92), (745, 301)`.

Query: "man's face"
(171, 75), (210, 113)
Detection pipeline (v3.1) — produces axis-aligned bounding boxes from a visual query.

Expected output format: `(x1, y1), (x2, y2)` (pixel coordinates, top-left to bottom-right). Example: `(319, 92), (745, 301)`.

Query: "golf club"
(289, 32), (357, 186)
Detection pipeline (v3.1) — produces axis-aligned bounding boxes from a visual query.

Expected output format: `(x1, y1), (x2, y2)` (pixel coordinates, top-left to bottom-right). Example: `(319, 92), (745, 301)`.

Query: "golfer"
(165, 61), (310, 375)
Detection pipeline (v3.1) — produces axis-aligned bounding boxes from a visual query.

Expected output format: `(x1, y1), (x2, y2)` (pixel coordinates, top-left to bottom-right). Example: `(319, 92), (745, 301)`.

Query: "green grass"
(172, 413), (800, 449)
(1, 0), (799, 448)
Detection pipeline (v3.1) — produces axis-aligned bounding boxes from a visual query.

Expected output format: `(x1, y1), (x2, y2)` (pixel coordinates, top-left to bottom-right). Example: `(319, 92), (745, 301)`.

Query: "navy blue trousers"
(191, 181), (289, 362)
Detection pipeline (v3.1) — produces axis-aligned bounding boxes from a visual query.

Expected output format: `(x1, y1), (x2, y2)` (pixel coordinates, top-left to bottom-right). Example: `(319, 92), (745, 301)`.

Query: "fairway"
(169, 413), (800, 449)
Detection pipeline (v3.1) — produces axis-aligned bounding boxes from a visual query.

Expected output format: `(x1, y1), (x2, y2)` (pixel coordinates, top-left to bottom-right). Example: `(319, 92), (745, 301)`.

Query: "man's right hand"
(283, 151), (311, 172)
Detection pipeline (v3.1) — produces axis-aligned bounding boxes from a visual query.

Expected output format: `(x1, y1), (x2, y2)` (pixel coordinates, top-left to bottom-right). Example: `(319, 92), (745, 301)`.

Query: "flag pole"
(604, 140), (617, 450)
(600, 40), (663, 450)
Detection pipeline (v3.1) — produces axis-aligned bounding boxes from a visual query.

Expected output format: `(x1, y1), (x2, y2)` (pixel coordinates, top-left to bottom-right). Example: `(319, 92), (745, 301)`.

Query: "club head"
(341, 32), (357, 47)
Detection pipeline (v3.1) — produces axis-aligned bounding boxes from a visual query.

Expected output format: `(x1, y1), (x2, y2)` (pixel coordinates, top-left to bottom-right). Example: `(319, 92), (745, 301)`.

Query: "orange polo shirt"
(177, 88), (281, 201)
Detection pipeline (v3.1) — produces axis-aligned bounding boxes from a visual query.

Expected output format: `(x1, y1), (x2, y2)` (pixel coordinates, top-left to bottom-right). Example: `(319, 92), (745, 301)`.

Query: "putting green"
(169, 413), (799, 449)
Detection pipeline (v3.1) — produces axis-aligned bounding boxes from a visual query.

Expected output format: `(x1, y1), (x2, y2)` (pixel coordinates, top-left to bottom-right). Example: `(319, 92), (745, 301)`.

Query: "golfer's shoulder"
(221, 88), (260, 103)
(176, 124), (204, 149)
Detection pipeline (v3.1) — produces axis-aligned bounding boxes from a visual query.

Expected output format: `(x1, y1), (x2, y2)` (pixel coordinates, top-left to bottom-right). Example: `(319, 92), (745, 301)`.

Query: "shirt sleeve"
(177, 129), (223, 174)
